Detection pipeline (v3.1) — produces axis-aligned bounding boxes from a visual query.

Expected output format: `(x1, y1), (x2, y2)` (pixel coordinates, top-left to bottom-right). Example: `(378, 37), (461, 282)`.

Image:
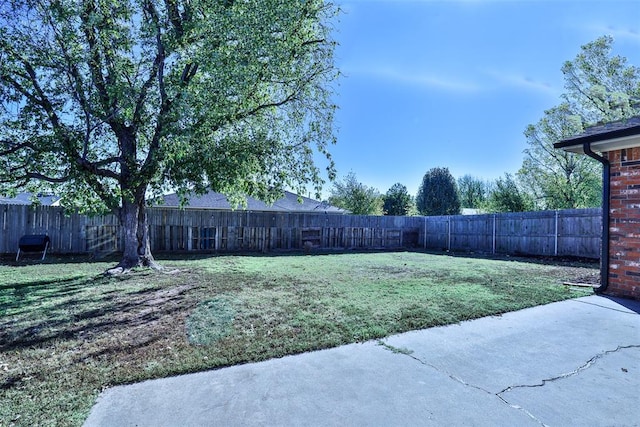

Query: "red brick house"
(555, 116), (640, 300)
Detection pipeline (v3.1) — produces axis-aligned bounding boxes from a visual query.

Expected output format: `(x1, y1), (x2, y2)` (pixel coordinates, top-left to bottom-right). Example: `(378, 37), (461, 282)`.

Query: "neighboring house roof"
(461, 208), (482, 215)
(160, 190), (346, 214)
(0, 192), (61, 206)
(554, 116), (640, 153)
(0, 191), (346, 213)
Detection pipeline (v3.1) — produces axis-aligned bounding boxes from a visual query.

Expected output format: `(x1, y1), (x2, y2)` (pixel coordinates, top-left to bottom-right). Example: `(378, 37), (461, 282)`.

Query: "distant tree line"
(327, 36), (639, 216)
(327, 169), (533, 216)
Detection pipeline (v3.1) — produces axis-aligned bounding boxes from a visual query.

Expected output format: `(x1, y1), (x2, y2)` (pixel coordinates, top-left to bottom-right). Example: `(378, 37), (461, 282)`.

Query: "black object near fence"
(0, 204), (601, 259)
(16, 234), (50, 261)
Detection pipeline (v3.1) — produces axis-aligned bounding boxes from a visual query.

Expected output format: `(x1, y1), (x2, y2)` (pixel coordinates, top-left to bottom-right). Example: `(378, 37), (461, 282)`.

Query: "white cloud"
(483, 69), (562, 98)
(586, 24), (640, 44)
(343, 63), (564, 98)
(343, 64), (481, 93)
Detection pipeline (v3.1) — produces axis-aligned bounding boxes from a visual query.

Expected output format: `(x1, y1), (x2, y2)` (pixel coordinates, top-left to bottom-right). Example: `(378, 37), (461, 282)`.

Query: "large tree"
(519, 36), (640, 209)
(415, 167), (460, 216)
(519, 104), (602, 209)
(328, 172), (382, 215)
(457, 174), (487, 209)
(383, 182), (413, 216)
(0, 0), (338, 270)
(484, 173), (533, 213)
(561, 35), (640, 123)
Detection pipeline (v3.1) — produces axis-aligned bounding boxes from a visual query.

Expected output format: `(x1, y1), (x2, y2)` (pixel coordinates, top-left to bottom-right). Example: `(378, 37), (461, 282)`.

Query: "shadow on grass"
(0, 274), (138, 313)
(0, 275), (195, 355)
(0, 276), (87, 291)
(0, 253), (114, 267)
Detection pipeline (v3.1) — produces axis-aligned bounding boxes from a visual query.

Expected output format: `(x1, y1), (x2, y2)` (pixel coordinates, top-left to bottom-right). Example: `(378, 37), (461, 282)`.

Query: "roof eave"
(554, 125), (640, 154)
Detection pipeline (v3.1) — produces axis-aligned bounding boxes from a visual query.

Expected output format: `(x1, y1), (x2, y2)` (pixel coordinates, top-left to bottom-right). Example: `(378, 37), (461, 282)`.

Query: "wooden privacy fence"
(0, 204), (602, 259)
(0, 205), (423, 254)
(422, 208), (601, 259)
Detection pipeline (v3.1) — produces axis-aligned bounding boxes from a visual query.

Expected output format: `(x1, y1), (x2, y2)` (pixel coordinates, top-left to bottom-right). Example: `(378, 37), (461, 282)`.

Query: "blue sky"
(324, 0), (640, 198)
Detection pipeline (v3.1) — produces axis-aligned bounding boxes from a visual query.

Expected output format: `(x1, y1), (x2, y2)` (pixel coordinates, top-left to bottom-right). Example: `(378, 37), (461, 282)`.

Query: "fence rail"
(0, 204), (602, 259)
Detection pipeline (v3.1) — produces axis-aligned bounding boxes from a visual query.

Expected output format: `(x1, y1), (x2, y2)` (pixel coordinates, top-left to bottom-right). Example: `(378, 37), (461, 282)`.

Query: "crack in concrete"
(379, 341), (640, 427)
(497, 344), (640, 395)
(379, 341), (547, 424)
(377, 340), (494, 395)
(496, 344), (640, 427)
(495, 397), (549, 426)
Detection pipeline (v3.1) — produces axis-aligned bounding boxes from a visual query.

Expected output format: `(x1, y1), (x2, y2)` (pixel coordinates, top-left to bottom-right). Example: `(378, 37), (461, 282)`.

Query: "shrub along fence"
(0, 204), (601, 259)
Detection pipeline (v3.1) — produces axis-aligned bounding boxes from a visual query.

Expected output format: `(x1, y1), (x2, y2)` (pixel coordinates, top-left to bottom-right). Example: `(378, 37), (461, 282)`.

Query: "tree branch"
(3, 56), (122, 184)
(80, 1), (112, 115)
(0, 140), (33, 156)
(44, 13), (98, 160)
(134, 0), (166, 126)
(77, 158), (121, 180)
(25, 172), (70, 183)
(137, 0), (173, 184)
(164, 0), (184, 40)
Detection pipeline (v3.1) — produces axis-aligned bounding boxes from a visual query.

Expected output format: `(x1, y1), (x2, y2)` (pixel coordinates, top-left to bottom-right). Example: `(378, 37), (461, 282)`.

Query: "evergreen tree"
(383, 183), (413, 216)
(416, 167), (460, 216)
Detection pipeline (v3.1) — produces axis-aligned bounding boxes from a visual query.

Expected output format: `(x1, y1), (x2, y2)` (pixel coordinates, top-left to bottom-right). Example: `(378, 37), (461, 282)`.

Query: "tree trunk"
(115, 196), (158, 271)
(108, 126), (160, 272)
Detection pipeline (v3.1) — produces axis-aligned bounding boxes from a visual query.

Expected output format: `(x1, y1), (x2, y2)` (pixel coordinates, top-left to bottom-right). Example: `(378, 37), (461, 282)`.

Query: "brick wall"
(606, 148), (640, 299)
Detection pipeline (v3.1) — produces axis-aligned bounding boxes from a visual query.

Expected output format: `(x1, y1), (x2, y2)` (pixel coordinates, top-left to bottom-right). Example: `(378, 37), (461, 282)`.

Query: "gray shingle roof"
(555, 116), (640, 151)
(0, 192), (60, 205)
(0, 191), (346, 214)
(160, 190), (346, 213)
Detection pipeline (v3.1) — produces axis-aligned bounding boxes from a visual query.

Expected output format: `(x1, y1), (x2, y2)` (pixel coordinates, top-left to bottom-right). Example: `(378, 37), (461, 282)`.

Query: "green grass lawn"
(0, 251), (595, 426)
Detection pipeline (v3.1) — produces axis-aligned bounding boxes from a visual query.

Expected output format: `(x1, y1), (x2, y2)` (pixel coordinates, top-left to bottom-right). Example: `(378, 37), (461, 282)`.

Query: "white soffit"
(561, 134), (640, 154)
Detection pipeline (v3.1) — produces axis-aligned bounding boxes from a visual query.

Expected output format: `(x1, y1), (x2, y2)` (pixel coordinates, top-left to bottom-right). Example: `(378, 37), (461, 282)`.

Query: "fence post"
(554, 210), (559, 256)
(492, 214), (496, 254)
(447, 216), (451, 251)
(423, 216), (427, 249)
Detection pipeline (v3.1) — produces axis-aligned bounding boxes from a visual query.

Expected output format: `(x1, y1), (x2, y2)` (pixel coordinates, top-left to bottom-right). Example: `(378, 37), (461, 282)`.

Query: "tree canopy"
(561, 35), (640, 124)
(328, 172), (382, 215)
(0, 0), (339, 269)
(484, 173), (533, 213)
(518, 104), (602, 209)
(518, 36), (640, 210)
(383, 183), (413, 216)
(457, 175), (487, 209)
(415, 167), (460, 216)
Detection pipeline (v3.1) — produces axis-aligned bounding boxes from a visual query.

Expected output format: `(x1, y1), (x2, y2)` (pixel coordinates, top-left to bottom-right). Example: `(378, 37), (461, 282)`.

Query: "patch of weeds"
(377, 340), (414, 355)
(186, 298), (236, 345)
(349, 325), (388, 342)
(398, 303), (457, 329)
